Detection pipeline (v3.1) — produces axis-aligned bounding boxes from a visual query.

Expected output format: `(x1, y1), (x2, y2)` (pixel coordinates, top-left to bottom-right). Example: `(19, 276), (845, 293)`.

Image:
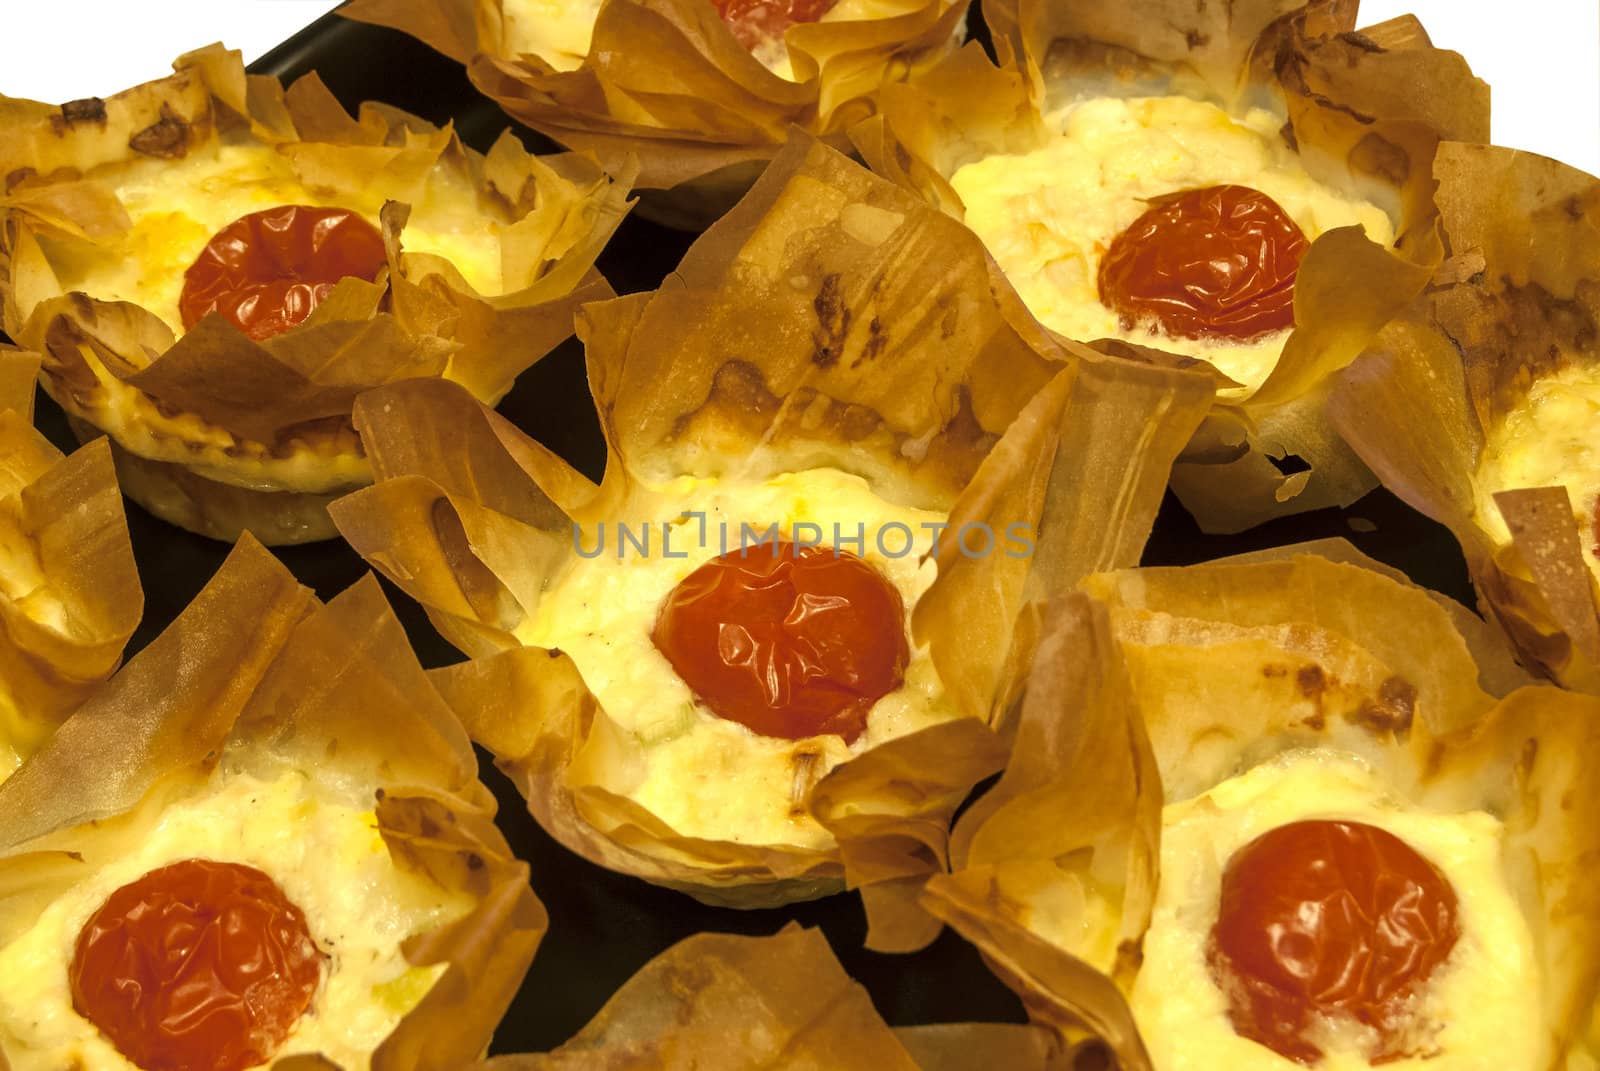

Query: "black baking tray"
(21, 4), (1476, 1056)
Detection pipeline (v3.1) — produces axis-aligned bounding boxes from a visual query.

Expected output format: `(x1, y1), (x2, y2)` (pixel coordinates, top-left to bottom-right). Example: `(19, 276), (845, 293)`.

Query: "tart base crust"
(66, 416), (352, 546)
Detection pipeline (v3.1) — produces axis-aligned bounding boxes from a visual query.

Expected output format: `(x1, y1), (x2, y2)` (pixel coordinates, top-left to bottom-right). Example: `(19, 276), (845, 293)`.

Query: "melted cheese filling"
(36, 139), (509, 334)
(499, 0), (917, 79)
(1127, 750), (1539, 1071)
(0, 769), (473, 1070)
(1473, 362), (1600, 574)
(513, 468), (964, 850)
(948, 96), (1395, 393)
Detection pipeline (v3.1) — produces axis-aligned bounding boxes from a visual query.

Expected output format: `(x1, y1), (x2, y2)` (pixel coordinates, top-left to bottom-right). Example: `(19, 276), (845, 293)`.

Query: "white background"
(3, 0), (1598, 175)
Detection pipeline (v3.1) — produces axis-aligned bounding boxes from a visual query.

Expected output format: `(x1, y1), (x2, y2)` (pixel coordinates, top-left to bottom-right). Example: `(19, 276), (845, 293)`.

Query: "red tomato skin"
(70, 858), (325, 1071)
(178, 204), (387, 342)
(1098, 183), (1309, 343)
(1208, 819), (1461, 1064)
(652, 541), (909, 743)
(712, 0), (838, 51)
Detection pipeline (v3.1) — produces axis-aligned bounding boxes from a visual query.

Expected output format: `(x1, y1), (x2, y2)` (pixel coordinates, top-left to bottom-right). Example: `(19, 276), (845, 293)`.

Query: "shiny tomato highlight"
(713, 0), (838, 51)
(1098, 184), (1308, 342)
(1208, 819), (1460, 1064)
(71, 858), (325, 1071)
(178, 204), (387, 341)
(652, 540), (908, 743)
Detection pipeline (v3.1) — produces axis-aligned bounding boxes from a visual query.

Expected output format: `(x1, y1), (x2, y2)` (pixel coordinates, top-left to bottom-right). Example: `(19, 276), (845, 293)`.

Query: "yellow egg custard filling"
(949, 95), (1395, 393)
(514, 468), (969, 849)
(1122, 750), (1538, 1071)
(30, 139), (510, 334)
(0, 767), (474, 1071)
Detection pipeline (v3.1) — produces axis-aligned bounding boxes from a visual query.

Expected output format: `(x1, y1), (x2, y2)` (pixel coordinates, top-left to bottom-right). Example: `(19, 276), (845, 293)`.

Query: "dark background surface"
(21, 6), (1475, 1054)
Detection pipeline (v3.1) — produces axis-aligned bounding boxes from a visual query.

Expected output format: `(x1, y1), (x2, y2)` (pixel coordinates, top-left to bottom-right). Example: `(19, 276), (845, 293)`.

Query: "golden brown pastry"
(340, 0), (969, 227)
(0, 347), (140, 781)
(1331, 142), (1600, 692)
(0, 46), (631, 544)
(923, 546), (1598, 1071)
(853, 0), (1489, 532)
(329, 136), (1215, 920)
(0, 537), (544, 1071)
(469, 926), (1064, 1070)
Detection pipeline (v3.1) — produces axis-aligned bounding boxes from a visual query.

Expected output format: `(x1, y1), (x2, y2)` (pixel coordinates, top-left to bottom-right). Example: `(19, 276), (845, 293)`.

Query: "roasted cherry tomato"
(652, 540), (908, 743)
(178, 204), (387, 341)
(713, 0), (838, 51)
(1098, 184), (1308, 342)
(71, 858), (325, 1071)
(1208, 819), (1460, 1064)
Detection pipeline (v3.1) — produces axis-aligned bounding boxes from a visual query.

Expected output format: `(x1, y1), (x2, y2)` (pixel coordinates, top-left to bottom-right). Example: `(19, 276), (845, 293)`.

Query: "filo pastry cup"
(851, 0), (1488, 532)
(0, 45), (632, 546)
(1329, 143), (1600, 692)
(920, 546), (1599, 1070)
(0, 347), (140, 782)
(470, 925), (1065, 1069)
(0, 536), (546, 1071)
(329, 135), (1215, 918)
(339, 0), (969, 228)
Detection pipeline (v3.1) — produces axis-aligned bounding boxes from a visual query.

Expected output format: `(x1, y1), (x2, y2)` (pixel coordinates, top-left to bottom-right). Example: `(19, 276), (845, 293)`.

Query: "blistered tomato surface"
(1208, 819), (1461, 1064)
(70, 858), (325, 1071)
(652, 540), (909, 743)
(1098, 184), (1308, 343)
(712, 0), (838, 50)
(178, 204), (387, 341)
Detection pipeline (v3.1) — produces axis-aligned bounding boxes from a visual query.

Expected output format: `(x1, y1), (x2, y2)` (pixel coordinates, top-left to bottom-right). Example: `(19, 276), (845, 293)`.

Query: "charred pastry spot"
(128, 104), (192, 160)
(1183, 28), (1209, 49)
(1337, 30), (1386, 53)
(1349, 132), (1410, 187)
(833, 398), (882, 442)
(1278, 120), (1299, 153)
(1116, 938), (1145, 974)
(811, 273), (851, 369)
(668, 360), (781, 445)
(54, 97), (108, 131)
(1294, 663), (1327, 699)
(937, 295), (959, 340)
(465, 852), (485, 871)
(1307, 90), (1376, 126)
(1348, 675), (1417, 735)
(852, 316), (887, 369)
(1261, 663), (1288, 679)
(1519, 737), (1540, 778)
(1565, 195), (1588, 221)
(5, 167), (39, 192)
(1299, 711), (1328, 731)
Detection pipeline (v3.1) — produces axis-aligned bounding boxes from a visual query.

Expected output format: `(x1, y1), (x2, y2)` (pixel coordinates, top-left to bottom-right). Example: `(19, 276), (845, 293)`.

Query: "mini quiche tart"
(854, 0), (1489, 532)
(0, 45), (631, 545)
(923, 549), (1598, 1071)
(465, 926), (1061, 1069)
(341, 0), (969, 228)
(1331, 143), (1600, 693)
(329, 138), (1213, 914)
(0, 348), (140, 783)
(0, 536), (545, 1071)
